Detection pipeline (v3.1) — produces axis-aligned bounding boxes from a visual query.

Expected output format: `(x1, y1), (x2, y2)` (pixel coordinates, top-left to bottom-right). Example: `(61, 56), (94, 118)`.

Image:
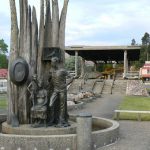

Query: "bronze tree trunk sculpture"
(8, 0), (69, 124)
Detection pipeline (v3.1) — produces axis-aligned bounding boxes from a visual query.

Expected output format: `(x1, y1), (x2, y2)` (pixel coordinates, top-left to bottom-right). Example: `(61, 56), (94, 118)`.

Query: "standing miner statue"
(48, 57), (70, 127)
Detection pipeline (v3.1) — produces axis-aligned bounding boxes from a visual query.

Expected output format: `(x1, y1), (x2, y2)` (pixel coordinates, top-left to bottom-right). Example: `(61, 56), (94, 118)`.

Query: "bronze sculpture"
(28, 77), (48, 127)
(27, 74), (38, 104)
(48, 57), (69, 127)
(8, 0), (69, 125)
(28, 57), (71, 128)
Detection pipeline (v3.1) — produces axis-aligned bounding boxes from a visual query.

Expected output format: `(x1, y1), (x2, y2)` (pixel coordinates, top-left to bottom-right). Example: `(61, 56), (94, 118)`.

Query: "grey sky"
(1, 0), (150, 49)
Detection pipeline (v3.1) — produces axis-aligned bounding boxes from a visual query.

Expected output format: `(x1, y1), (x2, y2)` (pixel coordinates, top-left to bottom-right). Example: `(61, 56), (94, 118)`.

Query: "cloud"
(66, 0), (150, 45)
(0, 12), (10, 47)
(1, 0), (150, 48)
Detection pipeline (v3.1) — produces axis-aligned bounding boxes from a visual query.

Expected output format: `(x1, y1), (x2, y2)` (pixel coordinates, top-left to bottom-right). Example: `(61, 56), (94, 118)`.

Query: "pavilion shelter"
(65, 46), (141, 78)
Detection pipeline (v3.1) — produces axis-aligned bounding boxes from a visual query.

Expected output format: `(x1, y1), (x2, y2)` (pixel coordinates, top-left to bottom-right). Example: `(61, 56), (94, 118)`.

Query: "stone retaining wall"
(126, 80), (149, 96)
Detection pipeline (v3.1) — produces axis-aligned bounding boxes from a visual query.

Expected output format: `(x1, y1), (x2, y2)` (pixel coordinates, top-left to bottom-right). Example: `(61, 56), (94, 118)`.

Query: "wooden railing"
(126, 71), (139, 79)
(100, 79), (106, 95)
(114, 110), (150, 121)
(110, 72), (116, 94)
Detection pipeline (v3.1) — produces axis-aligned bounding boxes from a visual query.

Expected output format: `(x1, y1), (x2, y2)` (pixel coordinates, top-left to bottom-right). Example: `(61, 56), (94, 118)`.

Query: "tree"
(0, 54), (8, 68)
(141, 32), (150, 61)
(0, 39), (8, 68)
(0, 39), (8, 54)
(130, 33), (150, 69)
(141, 32), (150, 45)
(131, 39), (136, 45)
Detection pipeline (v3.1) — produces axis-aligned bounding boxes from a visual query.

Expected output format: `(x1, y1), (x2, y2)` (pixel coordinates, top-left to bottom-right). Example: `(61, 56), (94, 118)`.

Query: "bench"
(114, 110), (150, 121)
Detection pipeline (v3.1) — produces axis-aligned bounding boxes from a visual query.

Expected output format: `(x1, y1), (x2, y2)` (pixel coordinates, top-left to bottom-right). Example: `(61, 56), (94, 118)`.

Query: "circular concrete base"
(2, 121), (76, 135)
(0, 115), (119, 150)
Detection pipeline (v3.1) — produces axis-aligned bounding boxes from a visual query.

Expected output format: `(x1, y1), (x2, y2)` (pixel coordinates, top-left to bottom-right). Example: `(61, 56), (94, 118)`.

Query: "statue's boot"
(31, 120), (43, 128)
(55, 118), (70, 128)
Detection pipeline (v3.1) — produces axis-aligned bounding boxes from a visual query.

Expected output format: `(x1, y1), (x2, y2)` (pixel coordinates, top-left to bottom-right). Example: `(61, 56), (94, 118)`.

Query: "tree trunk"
(26, 5), (31, 64)
(18, 0), (31, 124)
(52, 0), (59, 47)
(8, 0), (19, 124)
(59, 0), (69, 65)
(31, 6), (38, 75)
(44, 0), (52, 47)
(37, 0), (44, 78)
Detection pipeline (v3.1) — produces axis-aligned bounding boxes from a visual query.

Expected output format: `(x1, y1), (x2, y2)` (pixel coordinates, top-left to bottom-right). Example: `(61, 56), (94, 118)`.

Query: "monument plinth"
(2, 121), (76, 135)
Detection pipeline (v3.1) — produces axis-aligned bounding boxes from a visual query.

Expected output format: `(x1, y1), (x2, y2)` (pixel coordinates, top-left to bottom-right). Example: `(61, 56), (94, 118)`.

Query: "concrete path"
(69, 94), (123, 118)
(100, 121), (150, 150)
(69, 94), (150, 150)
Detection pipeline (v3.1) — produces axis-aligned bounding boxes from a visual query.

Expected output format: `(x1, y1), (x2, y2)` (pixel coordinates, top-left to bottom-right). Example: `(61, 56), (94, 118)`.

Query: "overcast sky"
(1, 0), (150, 49)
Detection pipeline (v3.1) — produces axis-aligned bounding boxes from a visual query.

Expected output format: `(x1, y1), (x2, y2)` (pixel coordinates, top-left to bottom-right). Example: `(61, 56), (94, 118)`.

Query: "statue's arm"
(66, 71), (74, 85)
(66, 77), (74, 86)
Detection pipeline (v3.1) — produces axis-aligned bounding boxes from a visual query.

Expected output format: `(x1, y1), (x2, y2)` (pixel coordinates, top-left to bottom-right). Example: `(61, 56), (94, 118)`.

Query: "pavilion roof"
(65, 45), (141, 62)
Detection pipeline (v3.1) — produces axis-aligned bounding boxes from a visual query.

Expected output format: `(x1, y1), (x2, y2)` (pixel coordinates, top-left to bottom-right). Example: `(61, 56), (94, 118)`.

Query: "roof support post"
(94, 61), (97, 72)
(123, 50), (128, 78)
(80, 57), (85, 78)
(75, 51), (79, 77)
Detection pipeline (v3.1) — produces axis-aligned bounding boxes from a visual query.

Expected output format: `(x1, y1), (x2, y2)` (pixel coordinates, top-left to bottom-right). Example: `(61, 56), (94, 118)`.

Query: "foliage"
(0, 54), (8, 69)
(131, 32), (150, 68)
(65, 56), (75, 71)
(141, 32), (150, 62)
(0, 39), (8, 69)
(0, 39), (8, 54)
(141, 32), (150, 45)
(131, 38), (136, 45)
(115, 96), (150, 121)
(139, 46), (147, 66)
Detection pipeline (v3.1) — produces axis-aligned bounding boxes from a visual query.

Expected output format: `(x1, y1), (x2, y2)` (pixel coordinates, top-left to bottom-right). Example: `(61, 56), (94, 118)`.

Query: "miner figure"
(48, 57), (69, 127)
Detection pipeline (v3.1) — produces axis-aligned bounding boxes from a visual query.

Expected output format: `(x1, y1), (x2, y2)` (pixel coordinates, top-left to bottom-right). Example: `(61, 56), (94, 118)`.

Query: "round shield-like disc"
(9, 57), (29, 85)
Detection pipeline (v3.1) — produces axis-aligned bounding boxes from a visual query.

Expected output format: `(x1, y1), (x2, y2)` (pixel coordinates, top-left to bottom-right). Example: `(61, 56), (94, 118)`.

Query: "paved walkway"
(100, 121), (150, 150)
(69, 94), (123, 118)
(69, 94), (150, 150)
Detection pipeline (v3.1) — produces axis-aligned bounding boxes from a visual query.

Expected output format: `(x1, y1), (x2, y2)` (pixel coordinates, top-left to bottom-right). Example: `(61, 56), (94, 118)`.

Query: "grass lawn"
(0, 95), (7, 109)
(115, 96), (150, 121)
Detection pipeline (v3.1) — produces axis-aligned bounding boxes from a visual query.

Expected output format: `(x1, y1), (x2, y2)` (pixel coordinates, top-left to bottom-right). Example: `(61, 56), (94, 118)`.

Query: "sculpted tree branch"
(8, 0), (19, 124)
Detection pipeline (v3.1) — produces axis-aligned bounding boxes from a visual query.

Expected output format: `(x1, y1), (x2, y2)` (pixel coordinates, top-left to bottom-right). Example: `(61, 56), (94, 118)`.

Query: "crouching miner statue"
(28, 77), (48, 127)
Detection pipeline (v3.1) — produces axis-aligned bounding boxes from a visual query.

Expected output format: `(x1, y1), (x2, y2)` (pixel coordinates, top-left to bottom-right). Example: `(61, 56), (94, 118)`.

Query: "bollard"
(77, 113), (92, 150)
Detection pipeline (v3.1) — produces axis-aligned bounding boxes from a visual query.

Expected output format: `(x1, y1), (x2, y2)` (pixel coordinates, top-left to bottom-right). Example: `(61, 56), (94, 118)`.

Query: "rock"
(67, 101), (75, 106)
(126, 80), (149, 96)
